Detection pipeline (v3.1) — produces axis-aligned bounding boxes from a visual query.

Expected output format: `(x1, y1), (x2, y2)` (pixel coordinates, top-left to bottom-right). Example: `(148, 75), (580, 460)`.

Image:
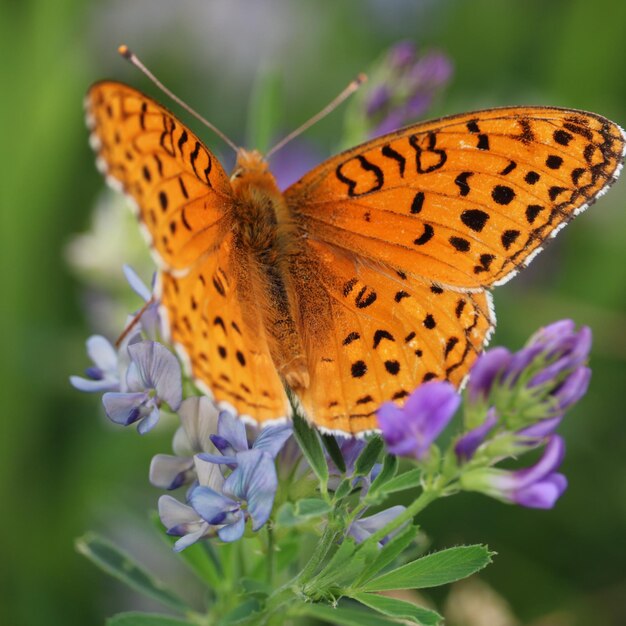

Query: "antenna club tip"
(118, 44), (132, 59)
(356, 73), (368, 85)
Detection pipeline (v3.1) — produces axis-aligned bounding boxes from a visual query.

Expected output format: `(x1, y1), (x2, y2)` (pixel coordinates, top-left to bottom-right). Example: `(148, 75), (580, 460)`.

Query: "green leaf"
(351, 593), (442, 625)
(307, 539), (379, 597)
(296, 498), (332, 518)
(276, 499), (331, 527)
(354, 437), (384, 476)
(368, 468), (423, 501)
(217, 598), (262, 625)
(106, 613), (193, 626)
(368, 454), (399, 494)
(334, 477), (354, 500)
(151, 511), (222, 590)
(322, 433), (346, 473)
(76, 533), (188, 612)
(354, 524), (419, 586)
(246, 68), (281, 153)
(292, 412), (329, 490)
(362, 545), (493, 592)
(296, 602), (403, 626)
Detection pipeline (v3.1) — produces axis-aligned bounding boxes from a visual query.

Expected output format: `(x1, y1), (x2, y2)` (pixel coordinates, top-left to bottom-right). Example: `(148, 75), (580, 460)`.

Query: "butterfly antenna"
(266, 73), (367, 159)
(118, 44), (239, 153)
(115, 296), (155, 348)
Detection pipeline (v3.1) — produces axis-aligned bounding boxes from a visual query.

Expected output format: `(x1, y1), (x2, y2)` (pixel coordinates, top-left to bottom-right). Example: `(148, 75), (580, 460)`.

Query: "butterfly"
(85, 80), (625, 435)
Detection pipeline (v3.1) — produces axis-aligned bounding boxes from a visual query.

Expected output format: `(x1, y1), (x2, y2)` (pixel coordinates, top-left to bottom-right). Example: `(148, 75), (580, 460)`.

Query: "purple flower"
(102, 341), (182, 434)
(363, 44), (453, 138)
(158, 456), (231, 550)
(198, 410), (292, 467)
(466, 320), (592, 440)
(388, 41), (416, 69)
(460, 436), (568, 509)
(159, 450), (279, 548)
(348, 505), (407, 546)
(149, 396), (219, 490)
(70, 335), (122, 392)
(466, 347), (512, 403)
(454, 408), (499, 462)
(377, 381), (460, 459)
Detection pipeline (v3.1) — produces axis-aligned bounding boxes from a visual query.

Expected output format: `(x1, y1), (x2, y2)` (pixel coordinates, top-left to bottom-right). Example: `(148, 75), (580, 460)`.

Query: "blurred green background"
(2, 0), (626, 624)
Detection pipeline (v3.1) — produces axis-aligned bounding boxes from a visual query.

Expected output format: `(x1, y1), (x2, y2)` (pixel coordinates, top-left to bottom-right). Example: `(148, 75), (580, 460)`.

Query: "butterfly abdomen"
(230, 151), (310, 391)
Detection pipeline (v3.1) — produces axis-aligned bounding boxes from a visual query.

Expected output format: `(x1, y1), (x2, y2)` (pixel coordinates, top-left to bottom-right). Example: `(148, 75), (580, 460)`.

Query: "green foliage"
(106, 614), (194, 626)
(349, 593), (442, 626)
(292, 412), (329, 494)
(361, 545), (494, 592)
(75, 534), (189, 613)
(354, 436), (384, 476)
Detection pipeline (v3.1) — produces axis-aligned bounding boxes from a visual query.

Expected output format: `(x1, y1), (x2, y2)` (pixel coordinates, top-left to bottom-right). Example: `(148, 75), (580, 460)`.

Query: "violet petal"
(102, 391), (147, 425)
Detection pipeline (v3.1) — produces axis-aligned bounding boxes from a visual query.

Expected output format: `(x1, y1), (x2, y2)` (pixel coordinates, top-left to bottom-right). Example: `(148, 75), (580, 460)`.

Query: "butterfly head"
(232, 148), (269, 180)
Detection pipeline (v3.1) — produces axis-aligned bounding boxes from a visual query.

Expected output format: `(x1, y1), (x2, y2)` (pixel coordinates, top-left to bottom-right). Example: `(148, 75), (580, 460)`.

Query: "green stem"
(267, 523), (275, 585)
(362, 485), (442, 547)
(295, 523), (338, 585)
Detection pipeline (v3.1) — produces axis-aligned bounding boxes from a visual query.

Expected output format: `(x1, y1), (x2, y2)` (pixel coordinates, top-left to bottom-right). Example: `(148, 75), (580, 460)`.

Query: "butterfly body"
(228, 148), (309, 391)
(86, 81), (625, 434)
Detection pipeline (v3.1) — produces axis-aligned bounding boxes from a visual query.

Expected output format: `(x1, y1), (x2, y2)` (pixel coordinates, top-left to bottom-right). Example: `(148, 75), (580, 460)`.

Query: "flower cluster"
(362, 41), (453, 137)
(160, 411), (292, 547)
(71, 267), (293, 546)
(376, 320), (591, 509)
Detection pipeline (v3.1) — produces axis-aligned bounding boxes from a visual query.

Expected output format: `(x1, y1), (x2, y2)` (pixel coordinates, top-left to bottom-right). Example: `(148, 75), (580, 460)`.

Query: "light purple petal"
(404, 381), (460, 442)
(223, 449), (277, 531)
(194, 456), (225, 491)
(554, 367), (591, 411)
(494, 436), (565, 491)
(409, 52), (453, 86)
(176, 396), (219, 455)
(197, 452), (238, 466)
(365, 84), (391, 116)
(123, 264), (152, 301)
(217, 515), (246, 542)
(513, 473), (568, 509)
(173, 525), (211, 552)
(138, 405), (160, 434)
(388, 40), (416, 68)
(127, 341), (182, 409)
(467, 347), (512, 401)
(517, 416), (562, 441)
(150, 454), (194, 490)
(102, 391), (147, 425)
(455, 408), (499, 461)
(189, 485), (240, 525)
(349, 505), (407, 546)
(217, 410), (249, 452)
(210, 434), (236, 456)
(69, 375), (118, 393)
(86, 335), (118, 372)
(376, 403), (415, 457)
(252, 424), (293, 458)
(378, 381), (459, 459)
(158, 495), (199, 529)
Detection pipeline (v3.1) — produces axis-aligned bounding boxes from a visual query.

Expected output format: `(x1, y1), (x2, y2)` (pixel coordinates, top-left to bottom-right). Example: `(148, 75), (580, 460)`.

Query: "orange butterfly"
(85, 79), (625, 435)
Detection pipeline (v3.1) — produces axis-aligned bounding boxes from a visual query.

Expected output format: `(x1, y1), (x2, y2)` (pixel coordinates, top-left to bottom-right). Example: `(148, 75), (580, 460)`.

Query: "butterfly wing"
(288, 240), (493, 433)
(287, 107), (625, 288)
(285, 107), (624, 433)
(86, 82), (290, 422)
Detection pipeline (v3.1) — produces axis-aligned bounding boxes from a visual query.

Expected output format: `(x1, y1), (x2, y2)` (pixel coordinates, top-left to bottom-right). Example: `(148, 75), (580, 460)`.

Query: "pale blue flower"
(102, 341), (182, 434)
